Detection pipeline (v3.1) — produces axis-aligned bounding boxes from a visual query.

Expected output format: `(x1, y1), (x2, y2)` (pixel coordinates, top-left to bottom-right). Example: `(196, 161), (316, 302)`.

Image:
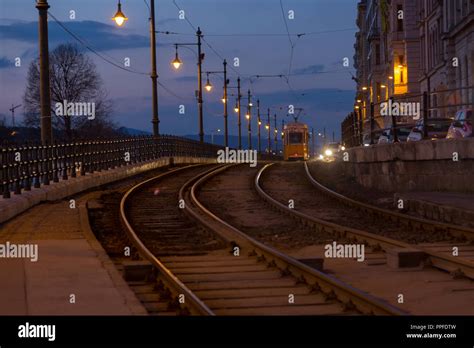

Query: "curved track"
(120, 164), (406, 316)
(255, 162), (474, 280)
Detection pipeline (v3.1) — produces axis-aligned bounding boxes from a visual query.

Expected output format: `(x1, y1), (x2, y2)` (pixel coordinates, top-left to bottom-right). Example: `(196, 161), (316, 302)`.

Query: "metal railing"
(0, 135), (225, 199)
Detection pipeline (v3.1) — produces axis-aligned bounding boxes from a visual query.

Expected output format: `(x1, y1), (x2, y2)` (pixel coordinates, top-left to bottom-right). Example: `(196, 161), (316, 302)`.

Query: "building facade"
(352, 0), (473, 141)
(418, 0), (473, 118)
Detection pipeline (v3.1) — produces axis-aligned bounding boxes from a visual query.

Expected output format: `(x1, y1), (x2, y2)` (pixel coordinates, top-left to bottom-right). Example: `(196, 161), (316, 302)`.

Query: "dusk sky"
(0, 0), (359, 139)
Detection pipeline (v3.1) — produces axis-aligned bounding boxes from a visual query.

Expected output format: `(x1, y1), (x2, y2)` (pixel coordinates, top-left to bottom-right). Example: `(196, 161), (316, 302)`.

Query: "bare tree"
(23, 43), (115, 140)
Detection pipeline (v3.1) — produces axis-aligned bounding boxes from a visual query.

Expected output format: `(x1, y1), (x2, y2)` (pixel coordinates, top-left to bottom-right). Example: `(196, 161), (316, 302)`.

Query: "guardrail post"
(52, 141), (59, 182)
(33, 143), (41, 188)
(24, 144), (31, 191)
(2, 146), (11, 198)
(43, 143), (50, 185)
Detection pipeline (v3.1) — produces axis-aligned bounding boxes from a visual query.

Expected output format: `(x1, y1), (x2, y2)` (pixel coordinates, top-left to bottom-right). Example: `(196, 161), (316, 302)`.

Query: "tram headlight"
(324, 149), (333, 156)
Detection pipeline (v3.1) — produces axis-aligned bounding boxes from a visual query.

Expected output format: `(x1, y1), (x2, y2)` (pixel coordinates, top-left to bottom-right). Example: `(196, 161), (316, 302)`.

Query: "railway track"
(119, 164), (406, 316)
(255, 162), (474, 280)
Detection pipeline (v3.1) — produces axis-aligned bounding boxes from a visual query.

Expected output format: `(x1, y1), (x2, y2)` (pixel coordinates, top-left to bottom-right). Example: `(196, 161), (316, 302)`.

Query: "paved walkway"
(0, 192), (147, 315)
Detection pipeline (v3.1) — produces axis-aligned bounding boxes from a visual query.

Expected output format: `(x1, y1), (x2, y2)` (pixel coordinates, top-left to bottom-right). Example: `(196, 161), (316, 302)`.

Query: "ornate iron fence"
(0, 135), (277, 199)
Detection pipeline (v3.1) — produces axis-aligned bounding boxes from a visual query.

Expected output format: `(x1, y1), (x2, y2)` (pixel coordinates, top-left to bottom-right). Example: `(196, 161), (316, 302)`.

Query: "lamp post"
(246, 90), (252, 150)
(211, 128), (221, 144)
(228, 78), (242, 149)
(36, 0), (53, 145)
(266, 108), (271, 154)
(281, 119), (285, 153)
(171, 28), (205, 142)
(113, 0), (160, 136)
(149, 0), (159, 136)
(257, 99), (261, 153)
(274, 114), (278, 153)
(203, 59), (228, 146)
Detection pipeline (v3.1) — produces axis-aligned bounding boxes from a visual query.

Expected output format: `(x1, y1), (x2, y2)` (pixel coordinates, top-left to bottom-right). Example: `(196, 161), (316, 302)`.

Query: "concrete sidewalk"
(395, 192), (474, 227)
(0, 192), (147, 315)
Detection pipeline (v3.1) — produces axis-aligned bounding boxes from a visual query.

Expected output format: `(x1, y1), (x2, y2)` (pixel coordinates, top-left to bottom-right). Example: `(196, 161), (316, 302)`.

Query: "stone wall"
(343, 138), (474, 192)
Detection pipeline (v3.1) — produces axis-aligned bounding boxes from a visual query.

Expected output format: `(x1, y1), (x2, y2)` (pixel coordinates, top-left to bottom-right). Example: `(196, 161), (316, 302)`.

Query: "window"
(375, 44), (381, 65)
(397, 5), (404, 32)
(288, 132), (303, 144)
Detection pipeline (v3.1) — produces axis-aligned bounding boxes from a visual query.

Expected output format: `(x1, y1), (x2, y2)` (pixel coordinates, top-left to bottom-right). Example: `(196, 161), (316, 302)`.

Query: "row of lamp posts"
(35, 0), (284, 152)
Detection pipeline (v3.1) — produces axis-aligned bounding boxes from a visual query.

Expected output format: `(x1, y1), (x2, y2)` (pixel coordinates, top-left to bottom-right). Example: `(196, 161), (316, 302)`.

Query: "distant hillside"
(117, 127), (152, 136)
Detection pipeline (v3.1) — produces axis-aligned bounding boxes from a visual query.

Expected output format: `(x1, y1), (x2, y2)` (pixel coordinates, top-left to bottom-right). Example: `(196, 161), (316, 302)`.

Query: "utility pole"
(150, 0), (159, 136)
(247, 89), (252, 150)
(223, 59), (228, 147)
(36, 0), (53, 145)
(257, 99), (261, 153)
(197, 27), (204, 143)
(237, 78), (242, 149)
(267, 108), (271, 154)
(281, 119), (284, 147)
(274, 114), (277, 153)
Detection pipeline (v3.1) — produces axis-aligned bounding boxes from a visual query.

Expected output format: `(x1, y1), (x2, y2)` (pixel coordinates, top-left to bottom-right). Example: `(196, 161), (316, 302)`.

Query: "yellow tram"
(283, 122), (309, 161)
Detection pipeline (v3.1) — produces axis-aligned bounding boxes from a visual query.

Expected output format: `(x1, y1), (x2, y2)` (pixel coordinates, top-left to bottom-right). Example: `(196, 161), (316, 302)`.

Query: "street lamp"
(112, 0), (159, 135)
(112, 0), (128, 26)
(205, 73), (213, 92)
(203, 60), (229, 146)
(211, 128), (221, 144)
(227, 78), (242, 149)
(172, 45), (182, 69)
(246, 89), (252, 150)
(172, 27), (205, 142)
(257, 99), (262, 153)
(36, 0), (53, 144)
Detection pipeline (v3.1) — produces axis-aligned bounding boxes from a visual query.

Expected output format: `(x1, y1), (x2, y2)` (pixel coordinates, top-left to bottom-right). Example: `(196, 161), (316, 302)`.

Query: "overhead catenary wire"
(48, 11), (193, 101)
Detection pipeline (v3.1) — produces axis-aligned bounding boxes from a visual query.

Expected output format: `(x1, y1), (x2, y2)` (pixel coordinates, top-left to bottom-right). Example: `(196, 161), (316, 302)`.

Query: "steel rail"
(303, 162), (474, 280)
(254, 162), (473, 280)
(119, 164), (215, 316)
(187, 164), (407, 316)
(304, 162), (474, 241)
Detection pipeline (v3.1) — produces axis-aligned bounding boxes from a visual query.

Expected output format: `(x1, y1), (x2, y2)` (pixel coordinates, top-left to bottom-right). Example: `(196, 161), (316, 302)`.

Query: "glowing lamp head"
(258, 121), (262, 126)
(205, 78), (212, 92)
(221, 98), (226, 104)
(388, 76), (393, 80)
(265, 125), (269, 130)
(362, 86), (368, 91)
(324, 149), (333, 156)
(341, 146), (346, 151)
(234, 106), (239, 113)
(245, 114), (250, 120)
(112, 1), (128, 26)
(172, 56), (182, 69)
(381, 84), (387, 89)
